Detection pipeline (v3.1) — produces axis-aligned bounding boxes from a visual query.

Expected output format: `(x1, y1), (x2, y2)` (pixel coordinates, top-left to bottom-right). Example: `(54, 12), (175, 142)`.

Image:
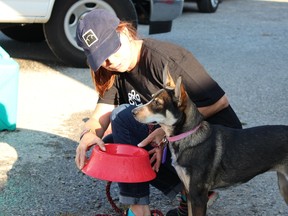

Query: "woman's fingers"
(138, 135), (153, 147)
(75, 146), (87, 170)
(148, 147), (162, 172)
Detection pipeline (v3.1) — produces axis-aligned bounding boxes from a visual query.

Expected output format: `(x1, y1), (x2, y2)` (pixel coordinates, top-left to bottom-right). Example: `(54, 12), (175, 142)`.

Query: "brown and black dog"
(132, 65), (288, 216)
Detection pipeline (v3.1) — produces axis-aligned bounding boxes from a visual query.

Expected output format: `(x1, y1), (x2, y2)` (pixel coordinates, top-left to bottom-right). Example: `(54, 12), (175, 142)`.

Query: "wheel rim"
(64, 0), (117, 51)
(211, 0), (219, 8)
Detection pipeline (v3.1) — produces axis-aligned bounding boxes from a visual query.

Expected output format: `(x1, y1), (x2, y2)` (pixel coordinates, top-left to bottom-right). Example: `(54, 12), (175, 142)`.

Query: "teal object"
(0, 46), (19, 131)
(127, 209), (136, 216)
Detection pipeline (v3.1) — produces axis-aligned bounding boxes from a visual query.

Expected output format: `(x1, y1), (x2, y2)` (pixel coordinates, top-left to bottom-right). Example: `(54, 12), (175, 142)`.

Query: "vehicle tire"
(43, 0), (137, 68)
(133, 0), (150, 24)
(197, 0), (219, 13)
(1, 24), (45, 42)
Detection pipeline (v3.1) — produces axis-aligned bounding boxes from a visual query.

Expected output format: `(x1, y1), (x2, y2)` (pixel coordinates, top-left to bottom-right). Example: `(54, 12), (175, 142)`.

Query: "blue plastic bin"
(0, 46), (19, 131)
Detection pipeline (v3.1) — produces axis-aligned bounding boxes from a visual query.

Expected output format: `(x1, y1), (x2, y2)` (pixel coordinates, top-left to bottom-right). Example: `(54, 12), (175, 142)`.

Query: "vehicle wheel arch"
(44, 0), (137, 68)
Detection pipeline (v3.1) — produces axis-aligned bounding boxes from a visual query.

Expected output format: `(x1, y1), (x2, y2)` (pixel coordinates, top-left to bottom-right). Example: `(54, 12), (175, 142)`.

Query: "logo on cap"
(82, 29), (98, 47)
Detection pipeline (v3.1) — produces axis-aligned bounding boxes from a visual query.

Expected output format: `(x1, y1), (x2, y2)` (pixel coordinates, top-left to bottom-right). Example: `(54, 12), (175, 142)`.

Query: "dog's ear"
(175, 76), (186, 107)
(163, 63), (175, 89)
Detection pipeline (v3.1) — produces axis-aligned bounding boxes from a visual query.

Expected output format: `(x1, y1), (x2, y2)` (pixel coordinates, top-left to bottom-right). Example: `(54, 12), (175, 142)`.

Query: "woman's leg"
(110, 104), (183, 215)
(110, 104), (151, 207)
(150, 148), (182, 199)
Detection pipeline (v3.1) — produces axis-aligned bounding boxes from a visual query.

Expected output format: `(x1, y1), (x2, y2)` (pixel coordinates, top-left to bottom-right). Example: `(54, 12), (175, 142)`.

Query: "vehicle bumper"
(150, 0), (184, 21)
(149, 0), (184, 34)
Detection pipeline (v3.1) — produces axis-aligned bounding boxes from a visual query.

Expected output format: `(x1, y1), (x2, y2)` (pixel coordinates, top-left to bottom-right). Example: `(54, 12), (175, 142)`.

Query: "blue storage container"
(0, 46), (19, 131)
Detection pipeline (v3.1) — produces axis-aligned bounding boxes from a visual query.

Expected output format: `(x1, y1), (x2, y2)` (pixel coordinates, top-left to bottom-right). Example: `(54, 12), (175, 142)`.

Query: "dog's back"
(208, 124), (288, 189)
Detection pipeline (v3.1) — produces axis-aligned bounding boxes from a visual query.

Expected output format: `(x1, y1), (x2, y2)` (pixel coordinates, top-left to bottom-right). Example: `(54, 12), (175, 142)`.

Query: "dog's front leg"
(189, 189), (208, 216)
(187, 194), (207, 216)
(191, 200), (207, 216)
(186, 195), (192, 216)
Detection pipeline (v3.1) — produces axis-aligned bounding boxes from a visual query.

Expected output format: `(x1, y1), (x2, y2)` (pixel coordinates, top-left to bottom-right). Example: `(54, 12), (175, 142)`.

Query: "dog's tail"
(277, 170), (288, 205)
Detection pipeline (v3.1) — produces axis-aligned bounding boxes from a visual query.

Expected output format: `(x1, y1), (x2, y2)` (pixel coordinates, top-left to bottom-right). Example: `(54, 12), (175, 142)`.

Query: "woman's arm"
(83, 103), (114, 138)
(75, 103), (115, 169)
(197, 94), (229, 119)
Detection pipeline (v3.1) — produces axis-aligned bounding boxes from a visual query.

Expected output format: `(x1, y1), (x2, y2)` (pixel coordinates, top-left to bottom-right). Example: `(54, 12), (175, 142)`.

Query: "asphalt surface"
(0, 0), (288, 215)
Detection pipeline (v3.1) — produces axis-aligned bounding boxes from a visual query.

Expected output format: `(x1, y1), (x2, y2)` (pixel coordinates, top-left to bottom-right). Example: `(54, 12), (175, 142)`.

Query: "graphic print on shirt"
(128, 90), (142, 106)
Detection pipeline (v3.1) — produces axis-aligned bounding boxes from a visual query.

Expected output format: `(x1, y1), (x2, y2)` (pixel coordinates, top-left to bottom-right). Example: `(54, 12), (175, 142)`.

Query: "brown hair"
(90, 21), (138, 98)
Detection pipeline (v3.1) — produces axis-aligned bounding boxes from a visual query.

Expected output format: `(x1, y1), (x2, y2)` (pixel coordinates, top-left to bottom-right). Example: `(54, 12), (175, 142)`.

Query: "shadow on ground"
(0, 128), (118, 215)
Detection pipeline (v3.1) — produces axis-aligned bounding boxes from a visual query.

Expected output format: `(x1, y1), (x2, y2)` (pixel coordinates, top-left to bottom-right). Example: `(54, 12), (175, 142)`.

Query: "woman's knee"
(111, 104), (134, 122)
(110, 104), (149, 144)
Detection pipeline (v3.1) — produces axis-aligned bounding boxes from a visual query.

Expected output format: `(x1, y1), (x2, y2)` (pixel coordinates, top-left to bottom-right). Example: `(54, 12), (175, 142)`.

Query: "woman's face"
(101, 30), (136, 72)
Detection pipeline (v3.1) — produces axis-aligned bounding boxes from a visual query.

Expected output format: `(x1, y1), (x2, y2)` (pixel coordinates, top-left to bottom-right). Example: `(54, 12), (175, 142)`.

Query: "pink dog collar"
(167, 125), (201, 142)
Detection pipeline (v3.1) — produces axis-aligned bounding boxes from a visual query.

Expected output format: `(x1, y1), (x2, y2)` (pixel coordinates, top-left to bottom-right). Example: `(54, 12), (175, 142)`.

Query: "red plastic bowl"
(82, 144), (156, 183)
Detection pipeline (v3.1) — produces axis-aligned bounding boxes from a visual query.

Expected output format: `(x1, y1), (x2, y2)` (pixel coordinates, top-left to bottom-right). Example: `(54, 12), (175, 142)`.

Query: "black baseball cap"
(76, 9), (121, 71)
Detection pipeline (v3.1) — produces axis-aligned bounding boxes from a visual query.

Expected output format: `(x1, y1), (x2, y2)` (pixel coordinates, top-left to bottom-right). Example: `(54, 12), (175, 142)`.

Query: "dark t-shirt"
(98, 38), (242, 128)
(99, 38), (224, 107)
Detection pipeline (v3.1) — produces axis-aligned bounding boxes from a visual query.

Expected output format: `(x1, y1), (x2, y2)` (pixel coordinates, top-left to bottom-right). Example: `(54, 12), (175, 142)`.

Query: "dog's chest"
(169, 144), (191, 190)
(169, 144), (178, 166)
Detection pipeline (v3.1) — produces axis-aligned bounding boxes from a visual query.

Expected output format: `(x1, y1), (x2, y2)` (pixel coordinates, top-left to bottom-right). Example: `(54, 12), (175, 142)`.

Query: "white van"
(0, 0), (184, 67)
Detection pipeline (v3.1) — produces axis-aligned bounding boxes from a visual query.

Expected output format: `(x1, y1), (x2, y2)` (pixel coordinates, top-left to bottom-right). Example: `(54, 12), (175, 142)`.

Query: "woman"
(75, 9), (242, 216)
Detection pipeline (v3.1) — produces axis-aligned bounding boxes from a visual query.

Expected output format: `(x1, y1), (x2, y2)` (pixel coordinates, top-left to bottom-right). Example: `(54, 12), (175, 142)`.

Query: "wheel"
(1, 24), (45, 42)
(43, 0), (137, 68)
(133, 0), (150, 24)
(197, 0), (219, 13)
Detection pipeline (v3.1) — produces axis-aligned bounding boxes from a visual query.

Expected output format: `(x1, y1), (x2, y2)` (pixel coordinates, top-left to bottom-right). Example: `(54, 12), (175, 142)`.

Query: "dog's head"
(132, 64), (198, 135)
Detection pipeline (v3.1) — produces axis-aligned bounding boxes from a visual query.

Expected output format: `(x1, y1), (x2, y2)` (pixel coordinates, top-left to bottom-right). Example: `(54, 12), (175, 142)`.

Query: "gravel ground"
(0, 0), (288, 215)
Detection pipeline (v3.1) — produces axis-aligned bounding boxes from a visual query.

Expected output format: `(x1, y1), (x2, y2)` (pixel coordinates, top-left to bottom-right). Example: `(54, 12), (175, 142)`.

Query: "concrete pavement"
(0, 0), (287, 215)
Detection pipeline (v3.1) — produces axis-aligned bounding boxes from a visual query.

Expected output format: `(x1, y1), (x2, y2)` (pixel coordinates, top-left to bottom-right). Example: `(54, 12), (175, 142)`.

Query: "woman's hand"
(75, 103), (114, 170)
(138, 127), (166, 172)
(148, 145), (164, 172)
(75, 132), (105, 170)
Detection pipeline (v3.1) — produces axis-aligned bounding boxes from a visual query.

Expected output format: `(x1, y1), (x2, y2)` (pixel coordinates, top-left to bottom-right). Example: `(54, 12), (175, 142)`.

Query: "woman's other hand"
(138, 127), (166, 172)
(148, 145), (164, 172)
